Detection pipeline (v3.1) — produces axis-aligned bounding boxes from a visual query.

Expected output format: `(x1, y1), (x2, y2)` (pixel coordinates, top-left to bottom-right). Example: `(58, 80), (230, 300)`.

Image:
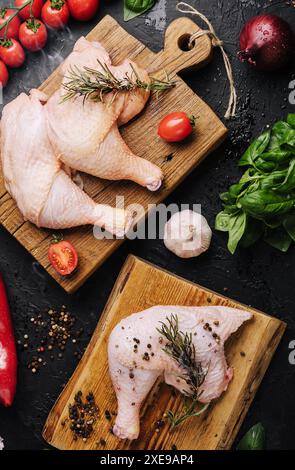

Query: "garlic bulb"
(164, 210), (212, 258)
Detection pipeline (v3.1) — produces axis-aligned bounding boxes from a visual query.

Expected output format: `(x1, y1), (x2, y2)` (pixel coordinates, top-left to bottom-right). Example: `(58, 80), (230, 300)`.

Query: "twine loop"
(176, 2), (237, 119)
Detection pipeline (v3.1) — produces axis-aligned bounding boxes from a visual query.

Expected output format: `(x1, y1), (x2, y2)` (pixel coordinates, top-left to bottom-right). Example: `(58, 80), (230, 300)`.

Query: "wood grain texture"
(43, 256), (286, 450)
(0, 16), (227, 293)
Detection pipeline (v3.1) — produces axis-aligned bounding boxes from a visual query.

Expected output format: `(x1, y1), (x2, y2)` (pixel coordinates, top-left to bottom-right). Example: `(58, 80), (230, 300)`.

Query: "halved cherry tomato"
(48, 241), (78, 276)
(0, 8), (21, 39)
(42, 0), (70, 29)
(158, 112), (196, 143)
(15, 0), (43, 21)
(0, 60), (9, 87)
(19, 19), (48, 52)
(0, 38), (25, 68)
(67, 0), (99, 22)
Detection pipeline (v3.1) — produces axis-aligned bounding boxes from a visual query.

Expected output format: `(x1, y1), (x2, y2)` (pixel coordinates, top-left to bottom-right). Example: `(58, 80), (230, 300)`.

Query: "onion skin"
(238, 15), (295, 71)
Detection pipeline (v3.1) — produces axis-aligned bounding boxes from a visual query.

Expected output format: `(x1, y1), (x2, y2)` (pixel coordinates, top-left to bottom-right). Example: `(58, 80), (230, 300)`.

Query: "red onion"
(238, 15), (295, 71)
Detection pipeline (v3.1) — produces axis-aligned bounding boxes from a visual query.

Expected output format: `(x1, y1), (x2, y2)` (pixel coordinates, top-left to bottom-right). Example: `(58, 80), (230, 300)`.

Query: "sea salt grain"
(0, 436), (4, 450)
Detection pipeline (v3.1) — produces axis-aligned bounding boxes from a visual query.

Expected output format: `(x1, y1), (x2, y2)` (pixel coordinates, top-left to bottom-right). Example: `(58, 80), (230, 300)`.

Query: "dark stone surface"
(0, 0), (295, 450)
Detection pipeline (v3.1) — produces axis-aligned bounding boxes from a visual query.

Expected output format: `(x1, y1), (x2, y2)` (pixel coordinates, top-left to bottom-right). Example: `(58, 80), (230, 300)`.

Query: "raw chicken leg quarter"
(1, 37), (164, 234)
(46, 38), (164, 192)
(108, 306), (252, 440)
(0, 90), (132, 236)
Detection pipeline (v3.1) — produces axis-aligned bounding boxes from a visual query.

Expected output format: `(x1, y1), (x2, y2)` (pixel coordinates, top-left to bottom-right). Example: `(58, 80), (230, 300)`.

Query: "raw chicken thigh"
(0, 90), (132, 235)
(1, 37), (162, 233)
(46, 38), (163, 191)
(108, 305), (252, 440)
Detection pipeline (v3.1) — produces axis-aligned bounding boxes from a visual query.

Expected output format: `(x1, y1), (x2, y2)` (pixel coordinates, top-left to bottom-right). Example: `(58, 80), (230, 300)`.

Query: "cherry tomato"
(67, 0), (99, 22)
(15, 0), (43, 21)
(0, 8), (21, 39)
(42, 0), (70, 29)
(0, 60), (9, 87)
(48, 241), (79, 276)
(0, 39), (25, 68)
(19, 19), (48, 52)
(158, 112), (196, 143)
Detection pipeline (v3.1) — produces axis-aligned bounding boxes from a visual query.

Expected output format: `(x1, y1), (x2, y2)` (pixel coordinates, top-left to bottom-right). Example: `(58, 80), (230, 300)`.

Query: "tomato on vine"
(0, 60), (9, 87)
(67, 0), (100, 22)
(42, 0), (70, 29)
(15, 0), (43, 21)
(19, 18), (48, 51)
(0, 38), (25, 68)
(0, 8), (21, 39)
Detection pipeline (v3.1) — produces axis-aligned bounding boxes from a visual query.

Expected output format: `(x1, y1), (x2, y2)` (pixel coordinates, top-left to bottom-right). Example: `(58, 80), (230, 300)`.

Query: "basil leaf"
(239, 131), (271, 167)
(215, 211), (230, 232)
(240, 219), (264, 248)
(264, 226), (292, 252)
(269, 121), (294, 149)
(223, 204), (241, 215)
(275, 159), (295, 192)
(254, 158), (277, 173)
(283, 212), (295, 241)
(239, 190), (295, 218)
(124, 0), (156, 21)
(240, 168), (255, 183)
(227, 212), (247, 254)
(288, 114), (295, 128)
(228, 182), (248, 199)
(263, 215), (285, 229)
(260, 170), (286, 190)
(236, 423), (266, 450)
(260, 149), (293, 163)
(220, 191), (236, 205)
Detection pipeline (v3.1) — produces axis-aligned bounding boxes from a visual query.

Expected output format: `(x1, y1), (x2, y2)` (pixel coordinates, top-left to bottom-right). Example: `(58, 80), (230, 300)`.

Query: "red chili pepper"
(0, 273), (17, 407)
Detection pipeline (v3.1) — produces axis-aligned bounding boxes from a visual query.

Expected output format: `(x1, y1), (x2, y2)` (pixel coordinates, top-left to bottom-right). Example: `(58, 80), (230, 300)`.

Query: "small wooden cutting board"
(0, 15), (227, 293)
(43, 256), (286, 450)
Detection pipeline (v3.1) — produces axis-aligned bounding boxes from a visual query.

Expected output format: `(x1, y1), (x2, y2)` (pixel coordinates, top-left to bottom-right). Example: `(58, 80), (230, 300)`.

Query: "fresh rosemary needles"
(62, 60), (176, 103)
(157, 314), (210, 428)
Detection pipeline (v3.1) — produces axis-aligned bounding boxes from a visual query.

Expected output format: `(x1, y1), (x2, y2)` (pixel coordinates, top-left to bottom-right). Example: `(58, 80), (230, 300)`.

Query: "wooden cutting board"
(0, 15), (227, 293)
(43, 256), (286, 450)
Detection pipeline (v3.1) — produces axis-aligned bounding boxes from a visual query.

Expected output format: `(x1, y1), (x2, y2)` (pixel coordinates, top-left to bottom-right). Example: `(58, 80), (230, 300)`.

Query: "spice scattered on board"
(17, 306), (84, 374)
(68, 391), (99, 441)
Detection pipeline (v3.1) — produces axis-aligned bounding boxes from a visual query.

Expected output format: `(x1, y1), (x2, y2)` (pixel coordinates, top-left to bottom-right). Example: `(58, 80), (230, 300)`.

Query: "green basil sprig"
(124, 0), (157, 22)
(236, 423), (266, 450)
(215, 114), (295, 254)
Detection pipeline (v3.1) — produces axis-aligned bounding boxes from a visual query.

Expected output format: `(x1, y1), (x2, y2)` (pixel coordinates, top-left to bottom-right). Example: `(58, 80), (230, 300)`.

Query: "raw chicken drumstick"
(108, 306), (252, 440)
(1, 90), (132, 235)
(46, 38), (163, 191)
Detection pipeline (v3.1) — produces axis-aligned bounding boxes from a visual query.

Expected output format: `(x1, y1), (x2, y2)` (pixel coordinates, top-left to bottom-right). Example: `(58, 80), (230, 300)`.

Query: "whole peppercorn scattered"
(68, 391), (99, 441)
(105, 410), (112, 421)
(142, 352), (150, 361)
(17, 306), (85, 374)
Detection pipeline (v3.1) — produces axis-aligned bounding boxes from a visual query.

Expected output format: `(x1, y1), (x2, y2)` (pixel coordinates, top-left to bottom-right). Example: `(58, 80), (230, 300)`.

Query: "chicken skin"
(46, 38), (163, 191)
(1, 90), (132, 235)
(108, 306), (252, 440)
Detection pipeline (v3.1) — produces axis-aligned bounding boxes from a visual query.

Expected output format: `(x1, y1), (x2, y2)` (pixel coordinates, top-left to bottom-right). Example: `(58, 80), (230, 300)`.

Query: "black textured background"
(0, 0), (295, 451)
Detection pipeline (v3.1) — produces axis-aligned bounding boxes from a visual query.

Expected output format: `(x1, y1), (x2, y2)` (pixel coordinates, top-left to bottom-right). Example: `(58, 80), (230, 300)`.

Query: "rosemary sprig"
(157, 314), (210, 428)
(61, 60), (176, 103)
(165, 400), (210, 429)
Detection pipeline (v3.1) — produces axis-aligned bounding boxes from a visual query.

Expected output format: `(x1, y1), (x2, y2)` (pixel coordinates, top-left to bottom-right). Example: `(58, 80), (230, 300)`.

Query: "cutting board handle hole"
(178, 34), (195, 52)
